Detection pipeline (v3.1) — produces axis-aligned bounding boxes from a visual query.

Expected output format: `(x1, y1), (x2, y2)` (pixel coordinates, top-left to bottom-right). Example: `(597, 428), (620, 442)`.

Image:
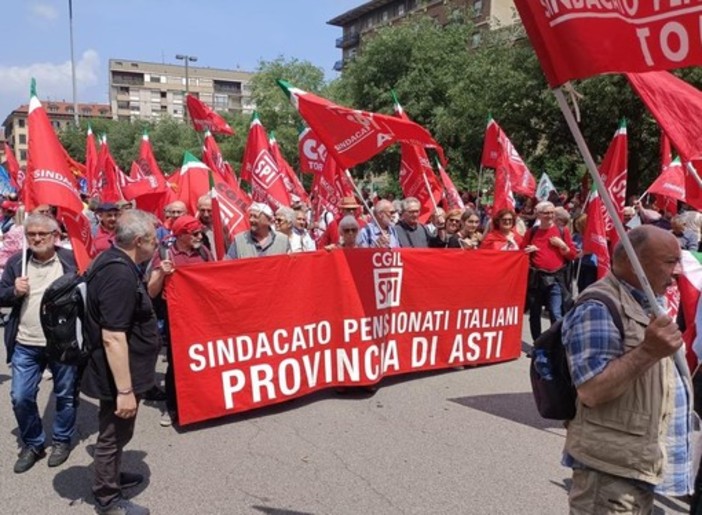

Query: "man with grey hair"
(358, 199), (399, 248)
(227, 203), (290, 259)
(81, 209), (160, 515)
(290, 207), (316, 253)
(394, 197), (446, 248)
(196, 194), (214, 252)
(0, 214), (77, 473)
(562, 225), (695, 513)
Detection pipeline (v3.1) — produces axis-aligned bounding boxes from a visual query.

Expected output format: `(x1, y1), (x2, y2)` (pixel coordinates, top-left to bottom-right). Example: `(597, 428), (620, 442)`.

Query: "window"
(52, 120), (61, 129)
(117, 101), (129, 110)
(66, 106), (74, 113)
(473, 0), (483, 15)
(214, 94), (228, 111)
(150, 75), (161, 83)
(18, 119), (25, 128)
(160, 91), (167, 99)
(81, 108), (92, 115)
(48, 104), (59, 112)
(118, 86), (129, 94)
(131, 62), (139, 68)
(20, 150), (27, 161)
(19, 134), (26, 144)
(99, 109), (109, 115)
(471, 32), (482, 48)
(398, 4), (405, 16)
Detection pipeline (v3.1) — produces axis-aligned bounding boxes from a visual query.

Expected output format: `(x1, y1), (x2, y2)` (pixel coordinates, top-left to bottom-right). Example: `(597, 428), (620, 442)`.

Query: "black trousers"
(92, 398), (139, 507)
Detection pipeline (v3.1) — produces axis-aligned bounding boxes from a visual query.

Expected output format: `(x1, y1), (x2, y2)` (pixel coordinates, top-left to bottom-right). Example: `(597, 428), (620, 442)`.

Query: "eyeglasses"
(190, 231), (203, 237)
(26, 231), (53, 239)
(447, 218), (461, 223)
(500, 218), (514, 223)
(274, 218), (286, 223)
(342, 228), (358, 234)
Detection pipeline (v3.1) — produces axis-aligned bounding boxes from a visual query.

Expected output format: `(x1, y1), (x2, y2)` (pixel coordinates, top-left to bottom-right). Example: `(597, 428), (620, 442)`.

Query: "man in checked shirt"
(562, 225), (698, 514)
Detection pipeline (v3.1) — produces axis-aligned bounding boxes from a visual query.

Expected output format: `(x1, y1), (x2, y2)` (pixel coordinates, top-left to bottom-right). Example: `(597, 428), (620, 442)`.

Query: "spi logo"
(372, 252), (404, 309)
(253, 150), (281, 188)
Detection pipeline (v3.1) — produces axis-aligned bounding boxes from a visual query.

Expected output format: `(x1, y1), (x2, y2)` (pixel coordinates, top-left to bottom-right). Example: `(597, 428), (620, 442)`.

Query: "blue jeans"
(528, 282), (564, 341)
(10, 343), (78, 450)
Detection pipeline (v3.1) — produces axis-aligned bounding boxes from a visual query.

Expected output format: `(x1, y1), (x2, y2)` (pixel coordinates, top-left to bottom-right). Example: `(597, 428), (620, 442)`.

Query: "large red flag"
(310, 154), (355, 228)
(269, 132), (309, 204)
(2, 142), (21, 191)
(492, 153), (515, 213)
(240, 113), (292, 210)
(481, 117), (536, 197)
(513, 2), (702, 88)
(208, 168), (250, 257)
(95, 137), (124, 202)
(298, 125), (327, 174)
(648, 158), (685, 214)
(598, 121), (628, 244)
(85, 125), (99, 197)
(202, 130), (238, 189)
(185, 94), (234, 135)
(583, 187), (611, 280)
(278, 80), (446, 170)
(26, 81), (93, 271)
(392, 93), (442, 223)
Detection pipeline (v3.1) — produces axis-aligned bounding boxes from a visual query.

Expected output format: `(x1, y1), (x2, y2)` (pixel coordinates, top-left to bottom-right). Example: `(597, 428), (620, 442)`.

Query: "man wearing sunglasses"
(147, 215), (212, 427)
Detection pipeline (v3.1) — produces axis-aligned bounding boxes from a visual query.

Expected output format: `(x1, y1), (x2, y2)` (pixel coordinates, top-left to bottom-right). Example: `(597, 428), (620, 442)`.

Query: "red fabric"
(298, 126), (326, 174)
(171, 215), (202, 236)
(85, 130), (99, 197)
(685, 161), (702, 212)
(437, 160), (464, 211)
(492, 153), (515, 213)
(284, 84), (445, 170)
(481, 119), (536, 197)
(480, 230), (522, 251)
(647, 160), (685, 205)
(241, 118), (292, 210)
(92, 223), (114, 253)
(166, 249), (528, 424)
(513, 2), (702, 87)
(583, 195), (611, 279)
(202, 131), (238, 189)
(598, 125), (628, 246)
(627, 72), (702, 162)
(185, 94), (234, 135)
(95, 141), (124, 203)
(3, 142), (21, 190)
(521, 224), (576, 272)
(269, 136), (310, 204)
(211, 179), (251, 244)
(26, 96), (93, 271)
(311, 154), (356, 230)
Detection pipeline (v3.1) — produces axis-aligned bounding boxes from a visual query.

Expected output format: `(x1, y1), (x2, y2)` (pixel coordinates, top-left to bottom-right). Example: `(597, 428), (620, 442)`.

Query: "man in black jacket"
(0, 214), (77, 473)
(395, 197), (446, 248)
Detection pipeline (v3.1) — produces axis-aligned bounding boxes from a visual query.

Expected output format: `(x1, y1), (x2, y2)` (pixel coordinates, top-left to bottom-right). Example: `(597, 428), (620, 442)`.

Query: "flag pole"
(476, 164), (484, 208)
(553, 87), (661, 314)
(686, 161), (702, 188)
(345, 170), (382, 229)
(422, 172), (439, 212)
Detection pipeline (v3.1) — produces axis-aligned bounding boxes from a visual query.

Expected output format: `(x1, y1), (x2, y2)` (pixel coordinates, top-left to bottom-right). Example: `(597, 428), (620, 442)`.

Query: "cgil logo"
(372, 251), (403, 309)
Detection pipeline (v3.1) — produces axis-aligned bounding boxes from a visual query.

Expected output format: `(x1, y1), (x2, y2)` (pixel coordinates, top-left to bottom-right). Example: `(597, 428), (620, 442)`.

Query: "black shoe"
(120, 471), (144, 489)
(95, 498), (150, 515)
(14, 446), (46, 473)
(142, 386), (166, 402)
(48, 442), (72, 467)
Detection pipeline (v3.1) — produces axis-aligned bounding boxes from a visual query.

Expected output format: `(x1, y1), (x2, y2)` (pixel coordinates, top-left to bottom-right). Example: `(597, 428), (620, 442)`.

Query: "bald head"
(613, 225), (681, 295)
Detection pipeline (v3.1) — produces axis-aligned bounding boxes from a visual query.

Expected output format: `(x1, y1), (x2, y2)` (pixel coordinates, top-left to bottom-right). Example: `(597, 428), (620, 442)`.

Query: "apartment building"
(2, 101), (111, 167)
(328, 0), (516, 70)
(109, 59), (255, 122)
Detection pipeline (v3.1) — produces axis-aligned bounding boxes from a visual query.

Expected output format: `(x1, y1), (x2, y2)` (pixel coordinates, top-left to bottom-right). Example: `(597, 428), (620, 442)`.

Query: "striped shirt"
(561, 281), (694, 495)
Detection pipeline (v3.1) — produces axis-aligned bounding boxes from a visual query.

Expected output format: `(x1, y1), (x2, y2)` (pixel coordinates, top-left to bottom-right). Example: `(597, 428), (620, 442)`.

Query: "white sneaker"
(159, 411), (174, 427)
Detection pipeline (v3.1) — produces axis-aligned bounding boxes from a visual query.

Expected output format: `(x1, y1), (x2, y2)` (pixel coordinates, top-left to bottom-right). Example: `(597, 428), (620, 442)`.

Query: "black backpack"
(529, 291), (624, 420)
(40, 257), (128, 365)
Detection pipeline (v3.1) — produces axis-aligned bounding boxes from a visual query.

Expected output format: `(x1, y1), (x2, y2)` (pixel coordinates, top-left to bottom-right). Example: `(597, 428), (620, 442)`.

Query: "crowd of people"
(0, 184), (701, 514)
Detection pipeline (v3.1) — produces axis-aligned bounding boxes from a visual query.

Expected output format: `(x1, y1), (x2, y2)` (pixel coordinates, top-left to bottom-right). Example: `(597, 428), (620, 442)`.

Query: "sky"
(0, 0), (363, 123)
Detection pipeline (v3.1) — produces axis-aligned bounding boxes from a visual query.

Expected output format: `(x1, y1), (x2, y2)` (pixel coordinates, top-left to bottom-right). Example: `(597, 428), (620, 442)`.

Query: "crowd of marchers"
(0, 185), (701, 515)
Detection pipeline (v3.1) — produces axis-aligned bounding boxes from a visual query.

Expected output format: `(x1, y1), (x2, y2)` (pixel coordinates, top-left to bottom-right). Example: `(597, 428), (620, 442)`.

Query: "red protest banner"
(513, 2), (702, 87)
(167, 249), (528, 425)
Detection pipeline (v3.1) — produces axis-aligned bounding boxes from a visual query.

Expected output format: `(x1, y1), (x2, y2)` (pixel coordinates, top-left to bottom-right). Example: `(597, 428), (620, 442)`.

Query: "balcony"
(335, 32), (360, 49)
(333, 60), (344, 72)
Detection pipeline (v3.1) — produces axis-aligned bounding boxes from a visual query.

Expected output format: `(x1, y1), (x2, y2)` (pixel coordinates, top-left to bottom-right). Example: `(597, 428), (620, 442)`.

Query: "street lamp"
(175, 54), (197, 121)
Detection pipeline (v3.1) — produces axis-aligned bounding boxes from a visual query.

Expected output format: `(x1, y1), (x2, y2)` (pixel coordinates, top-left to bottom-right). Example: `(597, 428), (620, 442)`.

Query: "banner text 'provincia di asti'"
(166, 249), (528, 425)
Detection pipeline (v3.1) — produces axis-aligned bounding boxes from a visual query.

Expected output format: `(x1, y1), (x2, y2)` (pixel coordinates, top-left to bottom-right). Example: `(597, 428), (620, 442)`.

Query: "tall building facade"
(109, 59), (255, 122)
(328, 0), (516, 70)
(2, 101), (111, 167)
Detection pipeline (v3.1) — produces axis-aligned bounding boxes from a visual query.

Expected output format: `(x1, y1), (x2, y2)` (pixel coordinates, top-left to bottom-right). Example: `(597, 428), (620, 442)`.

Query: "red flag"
(240, 113), (292, 210)
(95, 137), (124, 202)
(202, 130), (238, 188)
(661, 132), (672, 169)
(481, 117), (536, 197)
(185, 94), (234, 135)
(598, 122), (628, 245)
(2, 142), (21, 191)
(298, 126), (327, 174)
(278, 80), (446, 170)
(513, 2), (702, 87)
(26, 81), (93, 271)
(85, 126), (99, 197)
(436, 158), (464, 211)
(208, 169), (250, 257)
(126, 135), (174, 219)
(583, 188), (611, 280)
(492, 153), (515, 213)
(311, 154), (355, 228)
(269, 132), (310, 204)
(392, 93), (442, 223)
(647, 158), (684, 215)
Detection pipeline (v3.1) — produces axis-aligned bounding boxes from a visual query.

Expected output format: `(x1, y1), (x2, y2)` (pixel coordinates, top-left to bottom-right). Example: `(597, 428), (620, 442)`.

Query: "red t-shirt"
(521, 224), (576, 272)
(93, 224), (114, 254)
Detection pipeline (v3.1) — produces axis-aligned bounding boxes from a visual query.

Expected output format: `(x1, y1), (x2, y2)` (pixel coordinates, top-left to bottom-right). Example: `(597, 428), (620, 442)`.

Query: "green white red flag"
(185, 94), (234, 135)
(298, 125), (326, 174)
(582, 185), (610, 280)
(240, 112), (292, 210)
(677, 251), (702, 372)
(481, 117), (536, 197)
(278, 80), (446, 170)
(26, 80), (93, 271)
(392, 92), (443, 223)
(598, 121), (628, 245)
(269, 132), (309, 204)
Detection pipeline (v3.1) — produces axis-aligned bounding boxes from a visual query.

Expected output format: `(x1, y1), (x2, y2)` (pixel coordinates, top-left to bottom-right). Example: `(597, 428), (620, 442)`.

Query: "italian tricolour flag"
(678, 251), (702, 372)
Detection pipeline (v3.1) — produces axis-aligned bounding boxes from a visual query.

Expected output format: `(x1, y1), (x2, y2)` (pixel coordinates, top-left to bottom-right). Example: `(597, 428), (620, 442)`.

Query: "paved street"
(0, 319), (690, 514)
